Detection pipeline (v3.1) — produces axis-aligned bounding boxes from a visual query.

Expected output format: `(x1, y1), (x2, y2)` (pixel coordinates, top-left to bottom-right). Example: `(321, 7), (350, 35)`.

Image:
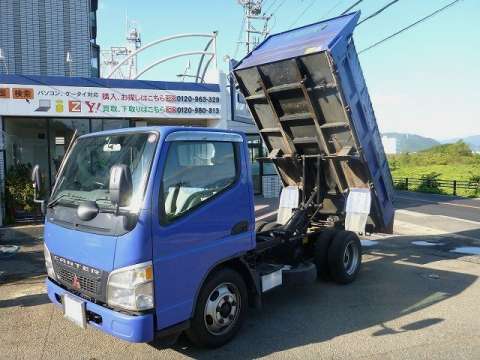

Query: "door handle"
(231, 220), (249, 235)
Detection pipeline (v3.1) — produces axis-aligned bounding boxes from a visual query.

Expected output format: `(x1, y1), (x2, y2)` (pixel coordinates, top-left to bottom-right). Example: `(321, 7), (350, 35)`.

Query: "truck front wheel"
(186, 268), (248, 348)
(328, 231), (362, 284)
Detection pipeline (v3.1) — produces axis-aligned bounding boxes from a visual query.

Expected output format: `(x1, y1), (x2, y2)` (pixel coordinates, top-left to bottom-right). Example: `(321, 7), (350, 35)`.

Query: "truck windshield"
(50, 132), (158, 210)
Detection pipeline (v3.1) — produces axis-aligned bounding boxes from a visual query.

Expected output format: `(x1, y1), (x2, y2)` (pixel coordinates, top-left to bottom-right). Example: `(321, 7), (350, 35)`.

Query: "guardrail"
(393, 177), (480, 196)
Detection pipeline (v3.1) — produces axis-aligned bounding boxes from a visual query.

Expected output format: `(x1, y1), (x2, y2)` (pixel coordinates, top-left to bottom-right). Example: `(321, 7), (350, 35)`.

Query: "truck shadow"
(0, 225), (45, 285)
(169, 230), (478, 359)
(0, 293), (49, 308)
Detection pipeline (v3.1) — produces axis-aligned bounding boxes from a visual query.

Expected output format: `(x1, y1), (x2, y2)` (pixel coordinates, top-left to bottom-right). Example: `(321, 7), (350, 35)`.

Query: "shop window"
(4, 117), (49, 222)
(91, 119), (130, 132)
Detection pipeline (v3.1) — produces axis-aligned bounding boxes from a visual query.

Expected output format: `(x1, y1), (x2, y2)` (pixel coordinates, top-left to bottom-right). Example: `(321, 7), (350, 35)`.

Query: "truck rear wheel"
(186, 268), (247, 348)
(313, 229), (337, 280)
(327, 231), (362, 284)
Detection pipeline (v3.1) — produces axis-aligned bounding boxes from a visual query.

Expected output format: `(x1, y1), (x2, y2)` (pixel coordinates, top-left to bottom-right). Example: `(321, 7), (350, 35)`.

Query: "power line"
(340, 0), (364, 15)
(264, 0), (279, 13)
(233, 16), (246, 58)
(289, 0), (316, 28)
(269, 0), (287, 31)
(358, 0), (401, 26)
(322, 0), (346, 19)
(359, 0), (463, 55)
(271, 0), (287, 16)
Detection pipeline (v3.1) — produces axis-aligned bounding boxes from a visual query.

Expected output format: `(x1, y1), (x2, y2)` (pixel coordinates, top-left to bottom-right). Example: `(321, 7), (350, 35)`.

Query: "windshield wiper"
(47, 193), (87, 208)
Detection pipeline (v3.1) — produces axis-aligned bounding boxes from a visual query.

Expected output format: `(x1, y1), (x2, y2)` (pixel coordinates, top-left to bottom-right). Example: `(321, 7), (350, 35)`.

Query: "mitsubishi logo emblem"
(72, 274), (81, 290)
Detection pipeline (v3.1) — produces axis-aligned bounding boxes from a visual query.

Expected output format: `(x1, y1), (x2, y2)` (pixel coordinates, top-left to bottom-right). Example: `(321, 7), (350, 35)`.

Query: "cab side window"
(161, 141), (238, 223)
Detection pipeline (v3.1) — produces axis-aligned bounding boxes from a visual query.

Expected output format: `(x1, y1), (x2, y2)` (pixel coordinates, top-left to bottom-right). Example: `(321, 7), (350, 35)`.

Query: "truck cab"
(40, 127), (256, 346)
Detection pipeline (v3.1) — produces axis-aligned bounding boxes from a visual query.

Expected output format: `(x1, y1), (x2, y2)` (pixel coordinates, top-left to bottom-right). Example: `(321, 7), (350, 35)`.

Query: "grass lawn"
(390, 164), (480, 197)
(387, 142), (480, 198)
(391, 164), (480, 181)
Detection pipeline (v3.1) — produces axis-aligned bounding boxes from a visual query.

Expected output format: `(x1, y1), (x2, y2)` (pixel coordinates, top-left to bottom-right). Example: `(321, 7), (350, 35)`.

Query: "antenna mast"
(101, 20), (141, 79)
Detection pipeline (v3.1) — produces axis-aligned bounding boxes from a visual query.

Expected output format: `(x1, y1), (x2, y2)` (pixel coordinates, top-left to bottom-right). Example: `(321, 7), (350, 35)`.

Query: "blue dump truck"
(32, 12), (394, 348)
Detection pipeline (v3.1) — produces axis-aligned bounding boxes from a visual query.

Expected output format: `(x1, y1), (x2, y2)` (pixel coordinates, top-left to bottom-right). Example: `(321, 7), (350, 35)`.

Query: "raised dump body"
(234, 12), (394, 233)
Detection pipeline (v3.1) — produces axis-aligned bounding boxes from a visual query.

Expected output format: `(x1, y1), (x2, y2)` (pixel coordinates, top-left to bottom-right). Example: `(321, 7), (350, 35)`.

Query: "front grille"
(57, 268), (99, 295)
(51, 254), (108, 302)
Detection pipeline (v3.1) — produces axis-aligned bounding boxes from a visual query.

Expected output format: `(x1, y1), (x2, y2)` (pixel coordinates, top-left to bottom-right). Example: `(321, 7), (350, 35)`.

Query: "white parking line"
(395, 219), (480, 243)
(395, 209), (430, 217)
(255, 210), (278, 221)
(395, 195), (480, 210)
(254, 204), (269, 211)
(396, 209), (480, 226)
(436, 215), (480, 226)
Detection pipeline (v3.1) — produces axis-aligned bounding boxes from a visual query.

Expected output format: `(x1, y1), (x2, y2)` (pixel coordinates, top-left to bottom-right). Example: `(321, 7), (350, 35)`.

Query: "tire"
(186, 268), (248, 348)
(255, 220), (268, 233)
(260, 222), (281, 232)
(327, 231), (362, 284)
(313, 229), (337, 280)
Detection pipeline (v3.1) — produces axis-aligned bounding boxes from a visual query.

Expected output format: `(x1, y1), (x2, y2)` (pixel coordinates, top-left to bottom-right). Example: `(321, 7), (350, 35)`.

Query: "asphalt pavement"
(395, 190), (480, 224)
(0, 191), (479, 359)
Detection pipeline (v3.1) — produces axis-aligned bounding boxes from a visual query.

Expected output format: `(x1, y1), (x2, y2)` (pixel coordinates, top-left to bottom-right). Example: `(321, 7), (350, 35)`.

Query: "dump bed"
(233, 12), (394, 233)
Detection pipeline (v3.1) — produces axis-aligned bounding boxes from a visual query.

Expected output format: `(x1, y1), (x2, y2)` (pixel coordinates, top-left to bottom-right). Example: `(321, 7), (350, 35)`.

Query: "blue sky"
(97, 0), (479, 140)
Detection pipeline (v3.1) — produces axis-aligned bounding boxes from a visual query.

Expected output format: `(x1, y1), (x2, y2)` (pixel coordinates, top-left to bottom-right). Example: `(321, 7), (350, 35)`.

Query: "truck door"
(151, 131), (255, 330)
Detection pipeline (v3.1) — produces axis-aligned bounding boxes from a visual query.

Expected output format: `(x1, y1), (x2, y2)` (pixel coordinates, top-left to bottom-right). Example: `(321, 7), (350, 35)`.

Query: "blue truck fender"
(191, 255), (261, 316)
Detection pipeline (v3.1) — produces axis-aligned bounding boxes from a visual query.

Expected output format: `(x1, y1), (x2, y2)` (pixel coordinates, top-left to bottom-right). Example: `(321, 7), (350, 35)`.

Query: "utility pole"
(101, 20), (141, 80)
(125, 21), (141, 79)
(238, 0), (271, 54)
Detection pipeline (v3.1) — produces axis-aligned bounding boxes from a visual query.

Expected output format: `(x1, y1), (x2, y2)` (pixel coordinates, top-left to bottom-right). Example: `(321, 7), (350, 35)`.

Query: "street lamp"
(66, 51), (73, 77)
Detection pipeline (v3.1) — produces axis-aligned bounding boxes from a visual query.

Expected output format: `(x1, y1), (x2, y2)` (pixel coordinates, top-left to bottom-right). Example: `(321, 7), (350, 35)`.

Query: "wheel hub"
(204, 283), (240, 335)
(343, 240), (359, 276)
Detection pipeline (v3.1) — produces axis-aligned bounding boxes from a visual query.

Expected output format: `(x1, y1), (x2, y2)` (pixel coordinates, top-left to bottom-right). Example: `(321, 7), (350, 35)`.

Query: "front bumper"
(46, 278), (154, 343)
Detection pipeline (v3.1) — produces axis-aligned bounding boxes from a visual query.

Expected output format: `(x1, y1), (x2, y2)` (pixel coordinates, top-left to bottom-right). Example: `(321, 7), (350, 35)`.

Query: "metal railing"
(393, 177), (480, 196)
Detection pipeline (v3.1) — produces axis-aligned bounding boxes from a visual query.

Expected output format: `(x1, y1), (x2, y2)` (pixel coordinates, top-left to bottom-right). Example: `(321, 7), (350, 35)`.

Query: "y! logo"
(85, 101), (101, 113)
(68, 100), (81, 113)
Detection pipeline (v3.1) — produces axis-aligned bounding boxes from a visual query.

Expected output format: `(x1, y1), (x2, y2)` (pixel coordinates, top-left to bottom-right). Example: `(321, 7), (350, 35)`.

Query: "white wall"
(217, 70), (259, 134)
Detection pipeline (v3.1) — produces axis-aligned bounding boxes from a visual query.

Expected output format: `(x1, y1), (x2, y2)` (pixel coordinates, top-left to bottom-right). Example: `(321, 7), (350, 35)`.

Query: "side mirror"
(109, 164), (133, 210)
(31, 165), (46, 214)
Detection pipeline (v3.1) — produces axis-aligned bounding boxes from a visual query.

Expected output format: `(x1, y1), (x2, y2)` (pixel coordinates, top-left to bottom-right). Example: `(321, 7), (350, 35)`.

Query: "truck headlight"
(107, 261), (154, 311)
(44, 243), (57, 280)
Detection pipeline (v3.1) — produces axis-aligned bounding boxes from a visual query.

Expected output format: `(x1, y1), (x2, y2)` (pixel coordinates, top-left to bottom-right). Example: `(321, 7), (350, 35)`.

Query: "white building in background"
(0, 0), (99, 77)
(382, 136), (397, 154)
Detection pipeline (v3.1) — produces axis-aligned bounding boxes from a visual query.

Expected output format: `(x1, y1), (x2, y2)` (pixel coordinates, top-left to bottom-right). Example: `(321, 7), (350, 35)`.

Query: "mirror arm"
(32, 185), (46, 215)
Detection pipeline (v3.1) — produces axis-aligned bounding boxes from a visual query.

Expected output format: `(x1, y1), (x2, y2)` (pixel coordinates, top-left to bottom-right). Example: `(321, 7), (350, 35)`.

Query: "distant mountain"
(382, 132), (440, 153)
(441, 135), (480, 151)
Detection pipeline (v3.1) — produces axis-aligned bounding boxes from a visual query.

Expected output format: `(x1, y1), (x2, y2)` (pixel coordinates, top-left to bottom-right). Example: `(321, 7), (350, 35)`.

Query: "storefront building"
(0, 73), (273, 225)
